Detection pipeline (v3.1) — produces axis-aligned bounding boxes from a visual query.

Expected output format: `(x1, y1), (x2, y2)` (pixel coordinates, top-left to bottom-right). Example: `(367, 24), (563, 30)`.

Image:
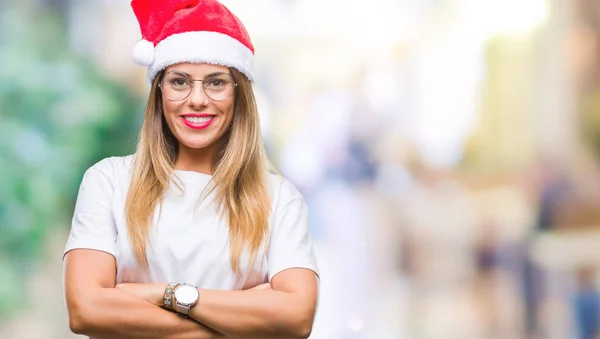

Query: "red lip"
(181, 114), (216, 130)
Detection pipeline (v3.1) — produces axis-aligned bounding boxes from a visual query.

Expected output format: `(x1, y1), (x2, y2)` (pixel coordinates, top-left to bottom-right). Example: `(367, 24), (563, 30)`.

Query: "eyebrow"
(170, 70), (230, 78)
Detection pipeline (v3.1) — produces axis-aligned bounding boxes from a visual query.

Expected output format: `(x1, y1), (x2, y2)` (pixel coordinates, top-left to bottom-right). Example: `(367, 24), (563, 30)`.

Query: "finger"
(251, 283), (272, 290)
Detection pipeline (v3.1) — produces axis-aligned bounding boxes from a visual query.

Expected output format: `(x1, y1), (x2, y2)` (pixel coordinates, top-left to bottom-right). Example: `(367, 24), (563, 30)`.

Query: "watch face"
(174, 284), (199, 304)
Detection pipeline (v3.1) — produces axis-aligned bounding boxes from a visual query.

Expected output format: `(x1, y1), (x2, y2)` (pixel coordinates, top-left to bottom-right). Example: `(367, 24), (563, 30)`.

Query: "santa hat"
(130, 0), (255, 85)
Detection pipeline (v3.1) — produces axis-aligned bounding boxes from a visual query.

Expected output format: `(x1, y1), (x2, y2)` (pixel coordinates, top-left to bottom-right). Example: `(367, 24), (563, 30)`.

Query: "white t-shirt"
(64, 155), (319, 289)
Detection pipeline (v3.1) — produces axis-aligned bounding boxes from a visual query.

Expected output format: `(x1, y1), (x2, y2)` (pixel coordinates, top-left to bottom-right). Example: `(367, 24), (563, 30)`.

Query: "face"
(160, 63), (236, 153)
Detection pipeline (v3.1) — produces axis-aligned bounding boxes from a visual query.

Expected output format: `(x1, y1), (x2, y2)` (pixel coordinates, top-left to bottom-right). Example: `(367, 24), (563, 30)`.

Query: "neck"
(174, 143), (219, 175)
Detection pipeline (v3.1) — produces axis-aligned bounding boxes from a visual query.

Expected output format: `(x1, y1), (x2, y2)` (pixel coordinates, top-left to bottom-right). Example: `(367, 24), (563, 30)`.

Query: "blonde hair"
(125, 68), (271, 278)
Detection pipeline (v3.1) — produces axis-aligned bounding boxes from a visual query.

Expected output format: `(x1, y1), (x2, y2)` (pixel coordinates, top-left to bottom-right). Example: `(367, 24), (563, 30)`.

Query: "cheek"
(161, 104), (172, 125)
(218, 101), (236, 126)
(162, 99), (185, 126)
(220, 111), (235, 134)
(162, 97), (176, 116)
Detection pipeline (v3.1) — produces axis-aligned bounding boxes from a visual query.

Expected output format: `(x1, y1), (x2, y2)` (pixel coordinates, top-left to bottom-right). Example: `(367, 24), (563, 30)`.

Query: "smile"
(181, 115), (216, 129)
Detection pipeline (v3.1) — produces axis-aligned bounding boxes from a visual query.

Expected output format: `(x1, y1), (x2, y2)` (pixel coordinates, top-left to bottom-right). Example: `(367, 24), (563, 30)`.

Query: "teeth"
(184, 116), (213, 124)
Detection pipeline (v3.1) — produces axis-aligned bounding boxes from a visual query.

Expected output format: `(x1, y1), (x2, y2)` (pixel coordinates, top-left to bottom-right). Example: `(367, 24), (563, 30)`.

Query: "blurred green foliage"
(0, 3), (144, 318)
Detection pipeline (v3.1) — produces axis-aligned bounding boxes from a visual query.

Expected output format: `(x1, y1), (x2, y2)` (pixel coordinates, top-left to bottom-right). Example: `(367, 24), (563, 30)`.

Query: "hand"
(115, 283), (166, 307)
(247, 282), (272, 291)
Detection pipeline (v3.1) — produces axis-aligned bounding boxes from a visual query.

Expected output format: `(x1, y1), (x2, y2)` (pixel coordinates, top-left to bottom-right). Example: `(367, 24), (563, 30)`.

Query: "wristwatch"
(172, 283), (199, 317)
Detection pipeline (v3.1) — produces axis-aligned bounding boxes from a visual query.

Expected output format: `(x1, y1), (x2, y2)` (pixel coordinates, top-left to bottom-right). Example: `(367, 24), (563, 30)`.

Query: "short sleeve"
(267, 180), (319, 280)
(63, 161), (117, 258)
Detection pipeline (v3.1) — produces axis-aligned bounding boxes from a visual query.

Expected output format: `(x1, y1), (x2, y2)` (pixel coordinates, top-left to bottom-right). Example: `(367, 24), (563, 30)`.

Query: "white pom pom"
(131, 39), (155, 66)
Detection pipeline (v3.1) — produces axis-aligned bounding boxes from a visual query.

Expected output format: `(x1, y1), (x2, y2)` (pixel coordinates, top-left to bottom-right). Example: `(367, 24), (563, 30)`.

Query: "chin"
(179, 137), (217, 150)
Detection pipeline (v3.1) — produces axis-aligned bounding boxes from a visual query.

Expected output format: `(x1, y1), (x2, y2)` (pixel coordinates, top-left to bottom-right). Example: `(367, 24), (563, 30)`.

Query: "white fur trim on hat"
(147, 31), (255, 85)
(132, 39), (155, 66)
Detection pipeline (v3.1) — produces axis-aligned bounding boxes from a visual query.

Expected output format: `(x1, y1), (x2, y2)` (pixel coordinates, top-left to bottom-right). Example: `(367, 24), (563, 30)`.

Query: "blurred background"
(3, 0), (600, 338)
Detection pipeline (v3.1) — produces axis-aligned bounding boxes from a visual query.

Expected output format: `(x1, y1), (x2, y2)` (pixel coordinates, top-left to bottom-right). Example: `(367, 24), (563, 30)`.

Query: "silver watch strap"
(174, 303), (191, 317)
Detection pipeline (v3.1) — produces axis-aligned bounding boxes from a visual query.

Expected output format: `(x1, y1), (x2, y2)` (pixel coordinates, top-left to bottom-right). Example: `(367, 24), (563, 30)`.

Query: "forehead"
(165, 63), (230, 77)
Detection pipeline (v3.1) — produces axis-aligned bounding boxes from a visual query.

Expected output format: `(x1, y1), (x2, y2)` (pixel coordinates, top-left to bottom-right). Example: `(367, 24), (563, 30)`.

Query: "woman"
(62, 1), (319, 338)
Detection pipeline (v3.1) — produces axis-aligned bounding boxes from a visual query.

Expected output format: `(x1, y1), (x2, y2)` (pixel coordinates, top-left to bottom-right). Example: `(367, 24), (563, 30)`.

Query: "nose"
(187, 81), (210, 108)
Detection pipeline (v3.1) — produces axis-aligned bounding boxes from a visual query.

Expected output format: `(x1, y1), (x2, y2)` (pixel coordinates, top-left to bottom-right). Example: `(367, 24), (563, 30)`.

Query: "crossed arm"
(63, 249), (318, 339)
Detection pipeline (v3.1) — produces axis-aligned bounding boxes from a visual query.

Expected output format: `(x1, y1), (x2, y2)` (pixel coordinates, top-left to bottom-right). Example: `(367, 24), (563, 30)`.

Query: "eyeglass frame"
(158, 70), (238, 102)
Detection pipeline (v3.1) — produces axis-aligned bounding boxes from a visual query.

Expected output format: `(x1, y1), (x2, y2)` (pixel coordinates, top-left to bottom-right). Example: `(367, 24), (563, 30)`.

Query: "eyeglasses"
(159, 71), (237, 102)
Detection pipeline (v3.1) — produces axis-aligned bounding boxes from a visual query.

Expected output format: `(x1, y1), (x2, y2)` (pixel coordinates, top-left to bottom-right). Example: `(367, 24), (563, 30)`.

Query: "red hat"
(131, 0), (255, 84)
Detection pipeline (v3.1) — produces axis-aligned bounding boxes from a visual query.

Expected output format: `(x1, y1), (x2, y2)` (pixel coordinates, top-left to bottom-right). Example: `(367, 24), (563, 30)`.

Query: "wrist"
(157, 284), (169, 306)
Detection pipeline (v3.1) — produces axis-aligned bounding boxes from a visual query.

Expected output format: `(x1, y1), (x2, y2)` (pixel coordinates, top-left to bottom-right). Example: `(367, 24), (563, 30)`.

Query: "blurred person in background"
(573, 267), (600, 339)
(62, 1), (319, 338)
(524, 160), (571, 338)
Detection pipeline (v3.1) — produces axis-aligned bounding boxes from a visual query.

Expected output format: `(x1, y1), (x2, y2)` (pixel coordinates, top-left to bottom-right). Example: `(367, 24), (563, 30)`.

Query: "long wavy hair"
(125, 67), (271, 279)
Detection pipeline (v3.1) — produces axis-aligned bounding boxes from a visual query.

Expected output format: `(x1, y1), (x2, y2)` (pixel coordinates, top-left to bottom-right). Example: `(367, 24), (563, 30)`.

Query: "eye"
(168, 77), (190, 88)
(206, 78), (228, 88)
